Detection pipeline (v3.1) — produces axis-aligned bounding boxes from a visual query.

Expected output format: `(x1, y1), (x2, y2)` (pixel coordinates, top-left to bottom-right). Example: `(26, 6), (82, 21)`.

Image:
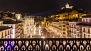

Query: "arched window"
(82, 19), (85, 22)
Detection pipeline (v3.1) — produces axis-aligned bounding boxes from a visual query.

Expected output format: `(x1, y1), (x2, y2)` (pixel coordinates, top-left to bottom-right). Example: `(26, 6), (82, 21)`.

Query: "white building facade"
(69, 15), (91, 38)
(23, 16), (35, 38)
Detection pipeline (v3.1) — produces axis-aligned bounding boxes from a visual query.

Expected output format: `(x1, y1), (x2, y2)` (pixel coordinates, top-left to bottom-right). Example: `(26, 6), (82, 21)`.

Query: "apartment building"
(59, 21), (69, 37)
(69, 22), (82, 38)
(0, 21), (12, 38)
(69, 15), (91, 38)
(0, 26), (12, 38)
(0, 21), (3, 26)
(2, 19), (23, 38)
(77, 15), (91, 38)
(49, 21), (68, 38)
(23, 16), (35, 38)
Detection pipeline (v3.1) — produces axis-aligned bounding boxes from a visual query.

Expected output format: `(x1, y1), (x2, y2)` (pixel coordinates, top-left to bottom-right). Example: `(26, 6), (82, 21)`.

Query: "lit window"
(8, 30), (10, 35)
(59, 25), (61, 27)
(82, 19), (85, 22)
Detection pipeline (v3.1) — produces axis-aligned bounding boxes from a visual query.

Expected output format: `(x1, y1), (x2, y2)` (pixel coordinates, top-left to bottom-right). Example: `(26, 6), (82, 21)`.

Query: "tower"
(66, 3), (69, 8)
(15, 14), (22, 21)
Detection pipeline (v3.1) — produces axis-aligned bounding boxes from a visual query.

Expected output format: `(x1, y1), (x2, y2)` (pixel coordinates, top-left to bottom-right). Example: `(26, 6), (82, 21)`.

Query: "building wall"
(59, 21), (68, 37)
(82, 18), (91, 23)
(69, 22), (82, 38)
(69, 17), (91, 38)
(0, 29), (12, 38)
(3, 24), (15, 38)
(0, 21), (3, 26)
(50, 21), (68, 37)
(82, 26), (91, 38)
(23, 16), (35, 38)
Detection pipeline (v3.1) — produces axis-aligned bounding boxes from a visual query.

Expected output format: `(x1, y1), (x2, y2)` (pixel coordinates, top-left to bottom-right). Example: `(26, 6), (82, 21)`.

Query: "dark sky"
(0, 0), (91, 14)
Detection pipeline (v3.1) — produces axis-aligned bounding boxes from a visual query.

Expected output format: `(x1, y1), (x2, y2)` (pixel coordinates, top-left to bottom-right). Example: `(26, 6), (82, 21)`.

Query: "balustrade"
(0, 38), (91, 51)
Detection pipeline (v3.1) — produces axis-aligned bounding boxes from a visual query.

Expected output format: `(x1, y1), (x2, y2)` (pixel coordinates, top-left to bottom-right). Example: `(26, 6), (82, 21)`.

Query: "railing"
(0, 38), (91, 51)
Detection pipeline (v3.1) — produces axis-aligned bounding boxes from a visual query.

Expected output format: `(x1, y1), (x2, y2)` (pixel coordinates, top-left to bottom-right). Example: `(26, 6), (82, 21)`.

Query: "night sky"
(0, 0), (91, 14)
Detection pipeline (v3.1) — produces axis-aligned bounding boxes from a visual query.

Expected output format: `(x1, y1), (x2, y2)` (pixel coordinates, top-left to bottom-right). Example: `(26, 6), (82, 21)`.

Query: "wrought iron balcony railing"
(0, 38), (91, 51)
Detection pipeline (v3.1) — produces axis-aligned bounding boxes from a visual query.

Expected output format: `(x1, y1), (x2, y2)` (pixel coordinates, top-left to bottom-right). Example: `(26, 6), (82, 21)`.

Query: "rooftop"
(2, 19), (22, 24)
(77, 23), (91, 26)
(82, 15), (91, 18)
(0, 26), (11, 31)
(64, 18), (78, 22)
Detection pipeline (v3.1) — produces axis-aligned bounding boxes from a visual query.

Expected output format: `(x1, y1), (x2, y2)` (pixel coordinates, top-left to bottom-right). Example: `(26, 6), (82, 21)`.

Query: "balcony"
(0, 38), (91, 51)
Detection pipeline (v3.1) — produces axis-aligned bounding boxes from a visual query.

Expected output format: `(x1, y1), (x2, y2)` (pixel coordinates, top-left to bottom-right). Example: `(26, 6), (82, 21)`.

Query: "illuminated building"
(65, 3), (73, 9)
(59, 21), (69, 37)
(69, 22), (81, 38)
(0, 26), (12, 38)
(2, 19), (23, 38)
(47, 3), (86, 38)
(23, 16), (35, 38)
(49, 3), (86, 21)
(77, 15), (91, 38)
(48, 21), (68, 38)
(69, 15), (91, 38)
(41, 17), (47, 26)
(0, 21), (3, 26)
(15, 14), (22, 21)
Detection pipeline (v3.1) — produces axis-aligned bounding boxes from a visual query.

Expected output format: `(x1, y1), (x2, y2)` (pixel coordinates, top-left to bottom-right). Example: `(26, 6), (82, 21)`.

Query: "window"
(77, 34), (80, 37)
(86, 19), (88, 23)
(84, 34), (86, 38)
(63, 25), (65, 27)
(2, 32), (3, 38)
(5, 31), (7, 36)
(83, 28), (85, 32)
(10, 30), (12, 34)
(88, 29), (90, 34)
(63, 28), (66, 31)
(63, 32), (65, 34)
(89, 19), (91, 23)
(59, 25), (61, 27)
(88, 35), (90, 38)
(82, 19), (85, 22)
